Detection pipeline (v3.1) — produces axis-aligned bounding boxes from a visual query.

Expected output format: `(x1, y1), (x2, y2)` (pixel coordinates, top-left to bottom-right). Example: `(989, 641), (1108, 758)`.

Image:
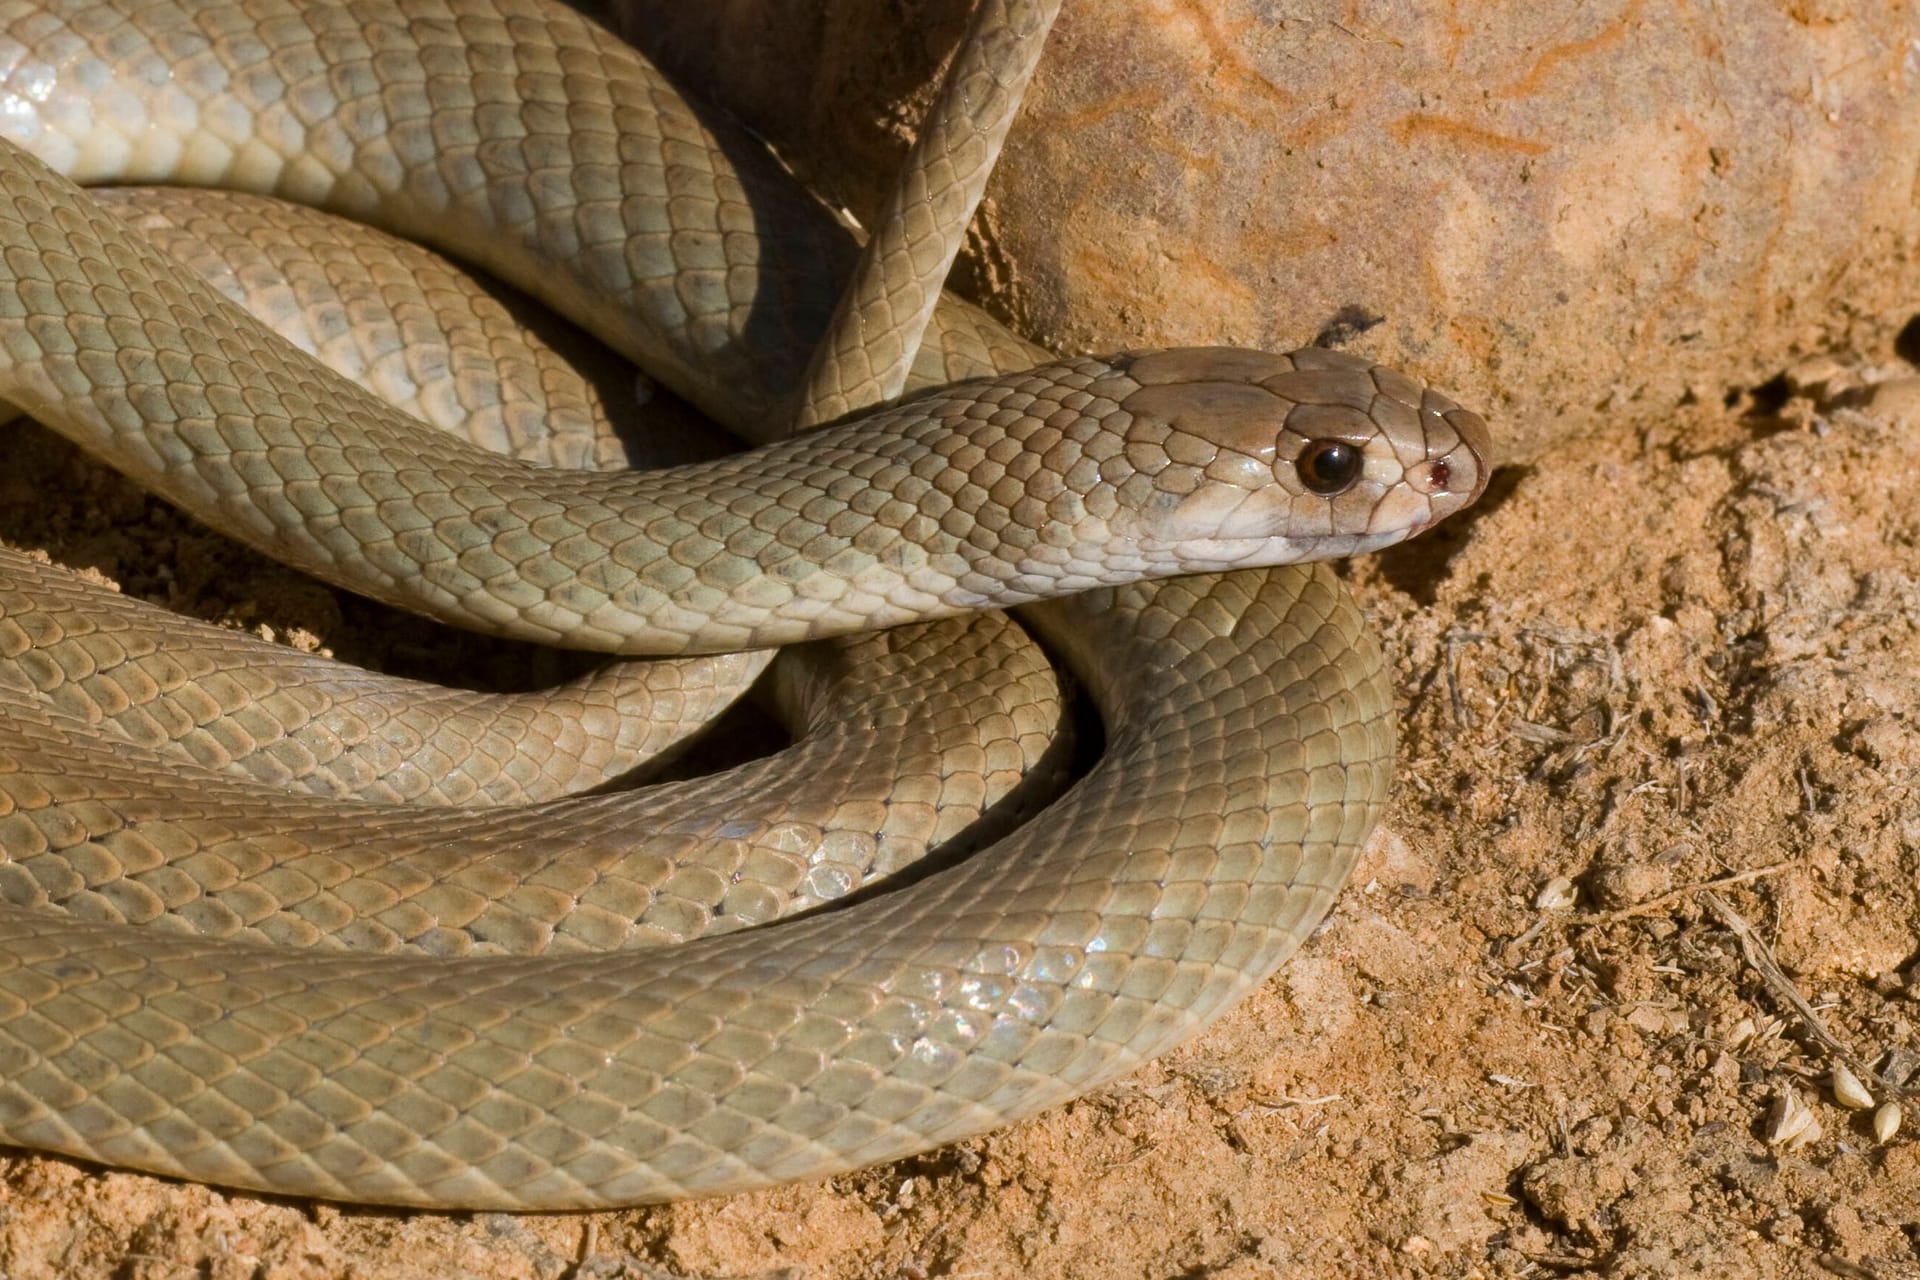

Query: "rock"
(605, 0), (1920, 461)
(1587, 856), (1673, 909)
(1868, 376), (1920, 423)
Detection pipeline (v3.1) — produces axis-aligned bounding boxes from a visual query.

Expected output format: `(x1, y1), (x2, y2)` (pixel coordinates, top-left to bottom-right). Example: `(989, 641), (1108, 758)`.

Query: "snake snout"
(1406, 392), (1493, 523)
(1258, 350), (1492, 544)
(1102, 346), (1493, 561)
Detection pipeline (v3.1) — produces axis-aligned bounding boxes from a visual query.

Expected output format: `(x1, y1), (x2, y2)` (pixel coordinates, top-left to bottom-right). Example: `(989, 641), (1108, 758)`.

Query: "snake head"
(1103, 347), (1491, 567)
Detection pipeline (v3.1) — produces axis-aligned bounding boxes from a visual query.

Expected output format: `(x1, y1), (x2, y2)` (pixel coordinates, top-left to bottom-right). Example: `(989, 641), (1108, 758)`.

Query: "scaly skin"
(0, 544), (769, 805)
(0, 0), (1493, 1207)
(0, 0), (1051, 432)
(0, 595), (1065, 956)
(0, 144), (1485, 651)
(0, 566), (1398, 1207)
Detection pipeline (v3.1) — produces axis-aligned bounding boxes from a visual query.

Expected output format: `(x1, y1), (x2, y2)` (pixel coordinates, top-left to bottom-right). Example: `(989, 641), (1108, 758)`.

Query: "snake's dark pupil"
(1298, 441), (1361, 495)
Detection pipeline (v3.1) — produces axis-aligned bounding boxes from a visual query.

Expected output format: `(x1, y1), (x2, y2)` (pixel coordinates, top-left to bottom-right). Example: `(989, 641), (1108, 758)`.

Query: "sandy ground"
(4, 305), (1920, 1278)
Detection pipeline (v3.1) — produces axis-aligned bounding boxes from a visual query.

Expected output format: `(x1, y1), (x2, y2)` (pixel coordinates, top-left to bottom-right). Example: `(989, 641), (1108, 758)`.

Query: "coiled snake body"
(0, 0), (1491, 1207)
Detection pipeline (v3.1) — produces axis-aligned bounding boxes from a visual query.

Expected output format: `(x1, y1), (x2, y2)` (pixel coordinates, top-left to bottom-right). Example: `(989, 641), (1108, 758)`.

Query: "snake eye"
(1296, 440), (1362, 495)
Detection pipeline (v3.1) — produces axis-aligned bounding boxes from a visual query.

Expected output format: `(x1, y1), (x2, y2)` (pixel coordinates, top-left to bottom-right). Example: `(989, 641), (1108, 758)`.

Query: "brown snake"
(0, 0), (1492, 1207)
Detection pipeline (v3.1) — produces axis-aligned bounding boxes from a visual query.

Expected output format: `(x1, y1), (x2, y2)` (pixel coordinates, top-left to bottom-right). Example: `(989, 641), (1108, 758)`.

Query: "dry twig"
(1701, 890), (1887, 1094)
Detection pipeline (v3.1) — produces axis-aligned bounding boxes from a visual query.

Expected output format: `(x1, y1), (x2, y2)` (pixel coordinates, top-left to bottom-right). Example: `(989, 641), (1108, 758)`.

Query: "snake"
(0, 0), (1492, 1208)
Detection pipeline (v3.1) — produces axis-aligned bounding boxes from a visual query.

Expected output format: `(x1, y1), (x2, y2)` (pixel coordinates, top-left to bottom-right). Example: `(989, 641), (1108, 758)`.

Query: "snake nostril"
(1426, 459), (1453, 493)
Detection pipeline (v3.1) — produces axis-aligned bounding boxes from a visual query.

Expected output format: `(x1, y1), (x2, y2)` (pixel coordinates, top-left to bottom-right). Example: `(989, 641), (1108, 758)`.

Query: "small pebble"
(1782, 352), (1850, 398)
(1534, 875), (1577, 911)
(1874, 1102), (1902, 1144)
(1831, 1062), (1875, 1111)
(1587, 859), (1671, 909)
(1868, 376), (1920, 423)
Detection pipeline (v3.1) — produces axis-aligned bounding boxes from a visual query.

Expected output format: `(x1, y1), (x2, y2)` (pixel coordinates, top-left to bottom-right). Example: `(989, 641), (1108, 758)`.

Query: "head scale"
(1096, 347), (1491, 568)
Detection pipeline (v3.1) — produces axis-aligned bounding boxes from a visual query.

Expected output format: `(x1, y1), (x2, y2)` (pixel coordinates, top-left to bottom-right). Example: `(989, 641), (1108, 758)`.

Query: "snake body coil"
(0, 0), (1491, 1207)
